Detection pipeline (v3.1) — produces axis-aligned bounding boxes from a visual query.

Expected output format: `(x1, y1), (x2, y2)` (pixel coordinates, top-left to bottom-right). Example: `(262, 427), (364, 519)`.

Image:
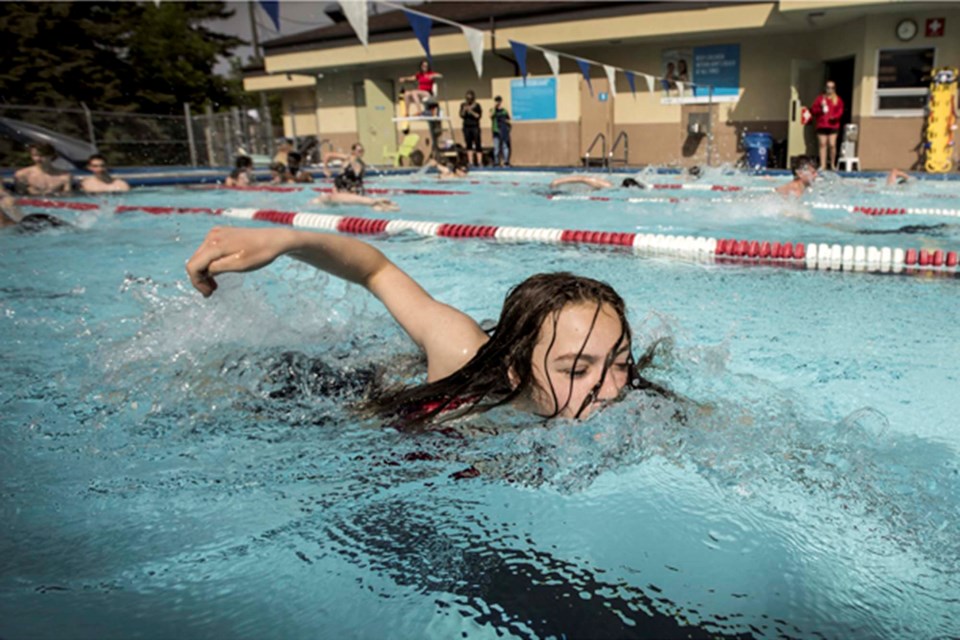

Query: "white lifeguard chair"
(837, 123), (860, 172)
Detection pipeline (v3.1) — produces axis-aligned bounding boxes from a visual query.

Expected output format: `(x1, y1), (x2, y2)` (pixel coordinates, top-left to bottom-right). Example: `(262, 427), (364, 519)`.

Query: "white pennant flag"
(644, 74), (656, 93)
(152, 0), (161, 5)
(542, 50), (560, 77)
(462, 26), (484, 77)
(339, 0), (369, 47)
(603, 65), (617, 98)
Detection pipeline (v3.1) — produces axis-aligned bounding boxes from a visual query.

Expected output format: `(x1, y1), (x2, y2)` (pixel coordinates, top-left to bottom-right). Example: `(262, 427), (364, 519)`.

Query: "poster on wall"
(511, 77), (557, 121)
(661, 44), (740, 102)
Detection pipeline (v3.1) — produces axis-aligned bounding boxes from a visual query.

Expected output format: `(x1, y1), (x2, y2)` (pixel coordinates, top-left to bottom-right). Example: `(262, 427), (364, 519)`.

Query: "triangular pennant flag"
(152, 0), (161, 6)
(644, 74), (656, 93)
(462, 26), (484, 77)
(542, 49), (560, 77)
(603, 65), (617, 98)
(576, 59), (593, 96)
(340, 0), (368, 47)
(509, 40), (528, 82)
(624, 70), (637, 97)
(259, 0), (280, 31)
(404, 10), (433, 62)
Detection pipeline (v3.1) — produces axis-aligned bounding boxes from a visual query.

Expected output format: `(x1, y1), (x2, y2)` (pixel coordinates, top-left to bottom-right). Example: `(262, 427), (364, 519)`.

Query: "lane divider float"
(547, 193), (960, 218)
(13, 198), (957, 276)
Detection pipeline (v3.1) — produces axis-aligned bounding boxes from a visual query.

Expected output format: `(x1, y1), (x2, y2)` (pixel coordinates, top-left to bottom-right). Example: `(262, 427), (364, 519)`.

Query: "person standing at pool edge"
(460, 90), (483, 167)
(491, 96), (512, 167)
(186, 227), (672, 426)
(810, 80), (844, 171)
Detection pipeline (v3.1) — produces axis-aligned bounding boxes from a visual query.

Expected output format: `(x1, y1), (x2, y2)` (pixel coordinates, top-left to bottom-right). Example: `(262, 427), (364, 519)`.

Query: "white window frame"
(874, 46), (936, 117)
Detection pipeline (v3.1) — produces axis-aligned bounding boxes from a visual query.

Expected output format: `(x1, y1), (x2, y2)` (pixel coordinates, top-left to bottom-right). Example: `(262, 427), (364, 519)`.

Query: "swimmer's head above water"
(369, 272), (671, 426)
(621, 178), (645, 189)
(790, 155), (818, 186)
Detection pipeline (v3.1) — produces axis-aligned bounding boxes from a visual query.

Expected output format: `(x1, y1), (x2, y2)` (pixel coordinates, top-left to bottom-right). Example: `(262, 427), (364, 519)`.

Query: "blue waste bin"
(743, 132), (774, 169)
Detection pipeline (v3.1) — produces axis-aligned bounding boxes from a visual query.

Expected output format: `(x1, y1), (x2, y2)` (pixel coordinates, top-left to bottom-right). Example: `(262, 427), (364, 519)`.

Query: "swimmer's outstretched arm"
(548, 176), (613, 190)
(186, 227), (488, 380)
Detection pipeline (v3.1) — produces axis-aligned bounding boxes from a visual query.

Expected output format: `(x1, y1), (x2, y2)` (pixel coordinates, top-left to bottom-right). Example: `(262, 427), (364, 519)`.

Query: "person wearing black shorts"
(459, 90), (483, 167)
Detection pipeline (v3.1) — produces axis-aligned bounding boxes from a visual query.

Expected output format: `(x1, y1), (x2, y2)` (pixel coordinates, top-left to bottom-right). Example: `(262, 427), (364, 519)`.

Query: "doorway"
(579, 77), (613, 165)
(787, 59), (823, 162)
(823, 56), (855, 136)
(354, 79), (396, 165)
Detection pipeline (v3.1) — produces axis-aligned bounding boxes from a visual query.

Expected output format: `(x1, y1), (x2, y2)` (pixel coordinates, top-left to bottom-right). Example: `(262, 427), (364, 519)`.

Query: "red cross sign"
(926, 18), (945, 37)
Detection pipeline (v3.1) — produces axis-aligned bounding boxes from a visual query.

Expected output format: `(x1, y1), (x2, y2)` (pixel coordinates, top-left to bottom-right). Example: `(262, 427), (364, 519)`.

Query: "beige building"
(244, 1), (960, 171)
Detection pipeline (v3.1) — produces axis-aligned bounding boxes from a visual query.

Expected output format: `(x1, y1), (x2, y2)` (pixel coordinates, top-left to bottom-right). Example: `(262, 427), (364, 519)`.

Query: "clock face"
(897, 19), (918, 41)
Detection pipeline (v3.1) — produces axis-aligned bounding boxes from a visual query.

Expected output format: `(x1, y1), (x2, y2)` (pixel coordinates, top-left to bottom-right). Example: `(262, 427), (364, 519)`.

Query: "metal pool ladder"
(583, 132), (607, 169)
(609, 131), (629, 172)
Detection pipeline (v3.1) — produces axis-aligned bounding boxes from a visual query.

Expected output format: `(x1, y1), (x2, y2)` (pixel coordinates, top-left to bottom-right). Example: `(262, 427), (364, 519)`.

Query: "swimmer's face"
(31, 148), (53, 167)
(87, 158), (108, 177)
(798, 165), (818, 186)
(526, 302), (630, 419)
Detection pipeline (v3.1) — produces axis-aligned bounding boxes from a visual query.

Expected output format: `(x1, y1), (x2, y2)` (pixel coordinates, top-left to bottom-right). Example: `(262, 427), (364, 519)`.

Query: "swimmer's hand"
(186, 226), (291, 297)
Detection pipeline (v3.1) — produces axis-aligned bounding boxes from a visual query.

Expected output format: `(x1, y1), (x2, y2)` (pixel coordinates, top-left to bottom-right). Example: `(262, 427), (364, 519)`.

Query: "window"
(875, 48), (934, 116)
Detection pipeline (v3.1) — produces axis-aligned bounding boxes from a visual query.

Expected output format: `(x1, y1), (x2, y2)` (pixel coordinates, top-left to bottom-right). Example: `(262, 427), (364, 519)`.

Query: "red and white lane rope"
(212, 207), (957, 275)
(548, 194), (960, 218)
(12, 198), (957, 275)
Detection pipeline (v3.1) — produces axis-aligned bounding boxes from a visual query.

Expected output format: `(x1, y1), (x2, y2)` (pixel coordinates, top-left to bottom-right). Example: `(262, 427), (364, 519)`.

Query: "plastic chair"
(837, 156), (860, 172)
(383, 133), (421, 167)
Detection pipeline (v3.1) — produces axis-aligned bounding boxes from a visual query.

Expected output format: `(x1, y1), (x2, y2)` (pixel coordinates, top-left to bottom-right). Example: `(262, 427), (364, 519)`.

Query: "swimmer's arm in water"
(186, 227), (488, 381)
(548, 176), (613, 190)
(886, 168), (910, 186)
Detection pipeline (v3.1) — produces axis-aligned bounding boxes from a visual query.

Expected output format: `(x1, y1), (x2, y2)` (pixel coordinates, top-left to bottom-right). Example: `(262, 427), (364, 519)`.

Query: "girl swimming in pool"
(186, 227), (671, 426)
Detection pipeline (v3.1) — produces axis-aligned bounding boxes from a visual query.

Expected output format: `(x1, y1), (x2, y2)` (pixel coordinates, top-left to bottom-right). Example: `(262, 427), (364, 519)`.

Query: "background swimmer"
(80, 154), (130, 193)
(548, 176), (647, 191)
(776, 155), (818, 198)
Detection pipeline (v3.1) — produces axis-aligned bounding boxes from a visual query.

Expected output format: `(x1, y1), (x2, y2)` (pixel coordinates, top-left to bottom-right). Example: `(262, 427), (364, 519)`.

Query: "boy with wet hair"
(776, 155), (818, 198)
(81, 154), (130, 193)
(14, 143), (71, 195)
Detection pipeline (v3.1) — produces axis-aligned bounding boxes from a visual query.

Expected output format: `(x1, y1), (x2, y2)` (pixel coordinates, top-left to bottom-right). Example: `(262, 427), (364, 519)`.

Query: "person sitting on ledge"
(225, 156), (254, 188)
(80, 154), (130, 193)
(14, 143), (71, 196)
(776, 155), (818, 198)
(548, 176), (647, 191)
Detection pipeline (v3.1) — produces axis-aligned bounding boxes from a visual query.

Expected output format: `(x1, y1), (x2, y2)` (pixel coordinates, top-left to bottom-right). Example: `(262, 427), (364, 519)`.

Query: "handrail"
(583, 132), (607, 168)
(609, 131), (629, 171)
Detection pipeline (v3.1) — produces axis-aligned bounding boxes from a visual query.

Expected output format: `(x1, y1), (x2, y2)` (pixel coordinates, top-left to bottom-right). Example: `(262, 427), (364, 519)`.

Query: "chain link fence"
(0, 103), (275, 168)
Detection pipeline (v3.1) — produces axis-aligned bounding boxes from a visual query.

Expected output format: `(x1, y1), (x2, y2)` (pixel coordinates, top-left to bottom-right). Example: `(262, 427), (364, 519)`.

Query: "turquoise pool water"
(2, 170), (959, 639)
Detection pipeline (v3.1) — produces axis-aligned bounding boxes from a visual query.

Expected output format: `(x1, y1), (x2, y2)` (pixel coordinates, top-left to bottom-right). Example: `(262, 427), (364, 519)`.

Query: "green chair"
(383, 133), (421, 167)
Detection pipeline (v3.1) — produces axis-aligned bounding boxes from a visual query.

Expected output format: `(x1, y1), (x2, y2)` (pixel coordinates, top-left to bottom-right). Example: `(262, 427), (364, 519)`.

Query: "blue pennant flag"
(405, 10), (433, 62)
(624, 70), (637, 97)
(259, 0), (280, 31)
(509, 40), (528, 83)
(577, 59), (593, 96)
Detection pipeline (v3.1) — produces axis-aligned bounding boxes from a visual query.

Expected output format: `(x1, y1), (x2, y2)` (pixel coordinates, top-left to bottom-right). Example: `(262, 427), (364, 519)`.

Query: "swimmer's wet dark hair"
(791, 155), (818, 176)
(363, 272), (675, 430)
(621, 178), (644, 189)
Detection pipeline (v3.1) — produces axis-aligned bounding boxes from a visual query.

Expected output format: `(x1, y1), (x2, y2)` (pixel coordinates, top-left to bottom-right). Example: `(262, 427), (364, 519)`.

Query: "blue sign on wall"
(693, 44), (740, 97)
(511, 77), (557, 121)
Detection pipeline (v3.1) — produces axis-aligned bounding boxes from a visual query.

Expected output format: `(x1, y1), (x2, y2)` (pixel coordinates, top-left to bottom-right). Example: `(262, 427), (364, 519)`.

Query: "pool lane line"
(547, 194), (960, 218)
(212, 207), (958, 276)
(11, 199), (957, 275)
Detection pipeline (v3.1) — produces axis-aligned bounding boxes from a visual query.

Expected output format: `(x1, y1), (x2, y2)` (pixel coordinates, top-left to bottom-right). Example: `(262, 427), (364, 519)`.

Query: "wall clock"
(896, 18), (918, 41)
